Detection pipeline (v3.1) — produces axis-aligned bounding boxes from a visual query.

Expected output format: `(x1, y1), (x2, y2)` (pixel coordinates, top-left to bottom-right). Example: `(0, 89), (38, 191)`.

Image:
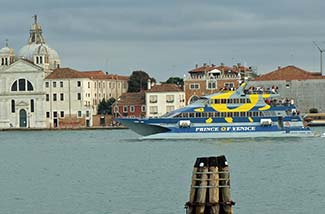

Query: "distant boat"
(115, 83), (313, 139)
(304, 113), (325, 126)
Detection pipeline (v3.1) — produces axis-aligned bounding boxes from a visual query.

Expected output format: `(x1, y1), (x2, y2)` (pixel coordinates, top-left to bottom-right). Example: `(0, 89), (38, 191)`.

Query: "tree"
(164, 77), (184, 86)
(97, 97), (116, 115)
(127, 70), (155, 92)
(309, 108), (318, 113)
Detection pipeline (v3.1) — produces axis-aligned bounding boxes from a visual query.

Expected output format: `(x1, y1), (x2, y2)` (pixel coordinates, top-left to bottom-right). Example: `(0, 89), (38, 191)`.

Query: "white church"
(0, 16), (128, 129)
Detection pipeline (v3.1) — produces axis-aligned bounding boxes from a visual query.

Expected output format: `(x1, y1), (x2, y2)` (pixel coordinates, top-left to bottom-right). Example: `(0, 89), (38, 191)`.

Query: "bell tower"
(0, 39), (15, 69)
(28, 15), (45, 44)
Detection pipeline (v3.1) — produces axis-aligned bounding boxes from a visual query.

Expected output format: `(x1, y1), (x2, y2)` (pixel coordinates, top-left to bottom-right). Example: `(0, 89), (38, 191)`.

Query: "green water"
(0, 128), (325, 214)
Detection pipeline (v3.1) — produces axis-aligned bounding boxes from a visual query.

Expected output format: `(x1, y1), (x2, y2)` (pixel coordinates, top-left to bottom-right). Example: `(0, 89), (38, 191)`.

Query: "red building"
(113, 91), (146, 118)
(184, 63), (255, 104)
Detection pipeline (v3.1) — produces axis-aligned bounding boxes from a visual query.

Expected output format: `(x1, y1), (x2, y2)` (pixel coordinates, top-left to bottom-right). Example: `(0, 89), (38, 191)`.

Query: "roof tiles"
(46, 67), (129, 80)
(117, 91), (145, 105)
(146, 84), (184, 92)
(254, 65), (325, 81)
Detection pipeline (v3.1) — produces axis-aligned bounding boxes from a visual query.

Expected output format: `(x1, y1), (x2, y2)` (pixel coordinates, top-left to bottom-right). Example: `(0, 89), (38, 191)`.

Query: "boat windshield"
(161, 111), (176, 118)
(190, 97), (209, 106)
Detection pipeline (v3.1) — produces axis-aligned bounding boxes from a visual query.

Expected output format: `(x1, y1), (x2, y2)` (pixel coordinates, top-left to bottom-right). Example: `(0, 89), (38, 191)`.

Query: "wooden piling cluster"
(185, 156), (235, 214)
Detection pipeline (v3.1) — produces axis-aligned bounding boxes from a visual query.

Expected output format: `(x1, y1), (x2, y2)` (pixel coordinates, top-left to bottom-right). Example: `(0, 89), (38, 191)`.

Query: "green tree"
(127, 70), (155, 92)
(97, 97), (116, 115)
(309, 108), (318, 113)
(164, 77), (184, 86)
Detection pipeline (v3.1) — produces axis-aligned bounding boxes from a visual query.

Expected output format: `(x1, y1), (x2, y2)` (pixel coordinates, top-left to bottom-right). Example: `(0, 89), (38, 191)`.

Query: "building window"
(141, 105), (146, 112)
(166, 95), (174, 103)
(46, 112), (50, 118)
(11, 79), (34, 91)
(77, 93), (81, 100)
(123, 106), (128, 113)
(45, 82), (49, 88)
(53, 81), (57, 88)
(86, 110), (90, 117)
(19, 79), (26, 91)
(31, 99), (34, 112)
(207, 80), (216, 89)
(166, 105), (175, 112)
(77, 81), (81, 87)
(149, 106), (158, 115)
(77, 111), (82, 118)
(130, 105), (135, 112)
(88, 82), (90, 88)
(179, 94), (185, 103)
(224, 82), (234, 89)
(149, 95), (158, 103)
(60, 93), (64, 101)
(27, 81), (33, 91)
(60, 81), (63, 87)
(53, 93), (57, 101)
(46, 94), (49, 101)
(11, 100), (15, 113)
(190, 83), (199, 90)
(60, 111), (64, 118)
(11, 81), (17, 91)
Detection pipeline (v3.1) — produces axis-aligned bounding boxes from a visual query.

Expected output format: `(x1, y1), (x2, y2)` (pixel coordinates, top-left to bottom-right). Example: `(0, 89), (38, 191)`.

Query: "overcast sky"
(1, 0), (325, 80)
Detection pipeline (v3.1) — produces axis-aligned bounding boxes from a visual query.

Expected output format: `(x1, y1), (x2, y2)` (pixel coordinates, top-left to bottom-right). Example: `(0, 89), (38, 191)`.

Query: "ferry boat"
(115, 83), (313, 139)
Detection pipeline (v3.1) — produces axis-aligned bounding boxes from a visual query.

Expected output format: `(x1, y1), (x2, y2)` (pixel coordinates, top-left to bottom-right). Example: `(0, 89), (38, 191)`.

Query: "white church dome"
(18, 15), (61, 69)
(0, 46), (14, 56)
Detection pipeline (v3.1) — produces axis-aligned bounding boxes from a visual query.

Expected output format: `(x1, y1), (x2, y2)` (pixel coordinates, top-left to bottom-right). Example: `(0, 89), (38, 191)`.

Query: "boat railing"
(245, 89), (278, 95)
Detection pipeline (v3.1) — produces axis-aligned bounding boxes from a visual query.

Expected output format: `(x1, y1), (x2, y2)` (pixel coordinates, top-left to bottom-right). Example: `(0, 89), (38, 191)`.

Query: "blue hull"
(115, 118), (313, 139)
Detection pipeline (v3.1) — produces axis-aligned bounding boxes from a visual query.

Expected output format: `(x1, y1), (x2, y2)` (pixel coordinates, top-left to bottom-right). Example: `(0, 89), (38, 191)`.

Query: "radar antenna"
(313, 41), (325, 75)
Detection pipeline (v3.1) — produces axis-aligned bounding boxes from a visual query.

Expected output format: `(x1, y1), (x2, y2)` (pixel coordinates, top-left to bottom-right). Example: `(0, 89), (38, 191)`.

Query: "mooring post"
(218, 156), (234, 214)
(195, 158), (209, 214)
(208, 157), (220, 214)
(185, 156), (235, 214)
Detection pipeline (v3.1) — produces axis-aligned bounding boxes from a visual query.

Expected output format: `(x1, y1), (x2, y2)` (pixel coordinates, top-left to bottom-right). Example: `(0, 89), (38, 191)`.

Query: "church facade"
(0, 16), (128, 129)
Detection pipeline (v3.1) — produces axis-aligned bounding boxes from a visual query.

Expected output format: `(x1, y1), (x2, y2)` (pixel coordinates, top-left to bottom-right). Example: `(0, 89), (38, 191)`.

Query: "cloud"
(0, 0), (324, 80)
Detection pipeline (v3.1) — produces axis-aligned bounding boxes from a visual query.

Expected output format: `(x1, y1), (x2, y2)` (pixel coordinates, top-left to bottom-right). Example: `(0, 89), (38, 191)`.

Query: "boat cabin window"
(212, 98), (251, 104)
(175, 111), (265, 118)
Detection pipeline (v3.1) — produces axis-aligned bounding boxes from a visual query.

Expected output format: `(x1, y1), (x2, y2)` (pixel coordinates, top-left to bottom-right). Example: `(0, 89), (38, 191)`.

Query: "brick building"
(113, 91), (146, 118)
(184, 63), (255, 104)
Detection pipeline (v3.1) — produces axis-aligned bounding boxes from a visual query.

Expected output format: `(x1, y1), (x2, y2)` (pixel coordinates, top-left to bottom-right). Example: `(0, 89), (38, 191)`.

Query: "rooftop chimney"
(147, 78), (151, 90)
